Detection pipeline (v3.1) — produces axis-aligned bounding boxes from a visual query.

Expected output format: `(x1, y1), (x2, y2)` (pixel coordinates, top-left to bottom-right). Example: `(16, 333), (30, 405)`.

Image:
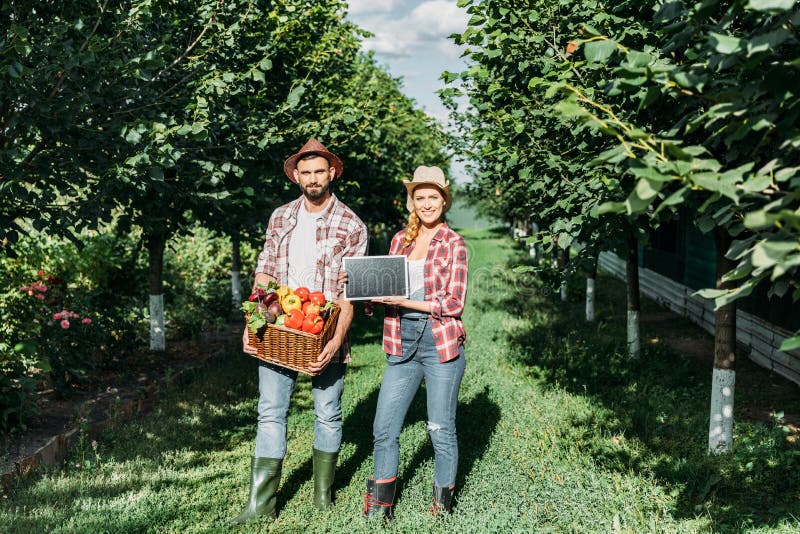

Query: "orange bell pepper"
(284, 309), (304, 330)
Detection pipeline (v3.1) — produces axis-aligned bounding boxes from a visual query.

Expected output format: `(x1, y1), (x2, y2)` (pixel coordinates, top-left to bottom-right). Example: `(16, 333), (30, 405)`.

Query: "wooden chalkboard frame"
(342, 255), (409, 301)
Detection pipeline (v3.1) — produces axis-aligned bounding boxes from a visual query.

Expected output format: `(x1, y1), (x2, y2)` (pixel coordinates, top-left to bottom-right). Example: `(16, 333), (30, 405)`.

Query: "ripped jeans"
(372, 316), (466, 488)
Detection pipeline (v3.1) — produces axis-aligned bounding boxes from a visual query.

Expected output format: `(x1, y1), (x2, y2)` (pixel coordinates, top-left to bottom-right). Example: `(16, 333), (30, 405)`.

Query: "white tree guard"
(627, 310), (640, 358)
(585, 277), (595, 322)
(231, 270), (242, 310)
(560, 279), (567, 302)
(149, 294), (165, 351)
(708, 367), (736, 454)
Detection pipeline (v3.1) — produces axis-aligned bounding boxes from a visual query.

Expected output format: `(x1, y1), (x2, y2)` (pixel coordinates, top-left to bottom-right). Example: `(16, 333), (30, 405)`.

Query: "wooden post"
(708, 228), (737, 454)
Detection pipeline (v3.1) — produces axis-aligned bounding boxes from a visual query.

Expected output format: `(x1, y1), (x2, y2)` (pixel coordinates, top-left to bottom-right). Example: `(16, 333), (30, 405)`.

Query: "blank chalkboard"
(343, 255), (409, 300)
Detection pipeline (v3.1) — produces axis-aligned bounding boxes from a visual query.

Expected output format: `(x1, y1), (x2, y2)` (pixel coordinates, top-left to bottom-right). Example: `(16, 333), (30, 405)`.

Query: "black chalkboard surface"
(343, 255), (409, 300)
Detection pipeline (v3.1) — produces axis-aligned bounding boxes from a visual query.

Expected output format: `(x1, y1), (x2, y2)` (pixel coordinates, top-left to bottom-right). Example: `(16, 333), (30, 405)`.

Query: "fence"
(599, 251), (800, 386)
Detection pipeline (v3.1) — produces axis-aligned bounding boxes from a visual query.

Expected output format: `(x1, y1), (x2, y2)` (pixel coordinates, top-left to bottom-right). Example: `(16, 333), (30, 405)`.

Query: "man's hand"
(309, 335), (342, 374)
(242, 326), (258, 355)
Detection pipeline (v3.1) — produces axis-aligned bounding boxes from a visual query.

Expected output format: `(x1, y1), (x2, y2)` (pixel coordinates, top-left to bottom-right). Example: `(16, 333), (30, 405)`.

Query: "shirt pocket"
(329, 230), (350, 258)
(433, 256), (451, 290)
(323, 233), (348, 275)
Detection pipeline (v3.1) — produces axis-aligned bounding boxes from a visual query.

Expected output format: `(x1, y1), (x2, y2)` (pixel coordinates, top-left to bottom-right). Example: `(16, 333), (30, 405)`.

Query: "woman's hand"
(373, 297), (431, 314)
(372, 296), (408, 307)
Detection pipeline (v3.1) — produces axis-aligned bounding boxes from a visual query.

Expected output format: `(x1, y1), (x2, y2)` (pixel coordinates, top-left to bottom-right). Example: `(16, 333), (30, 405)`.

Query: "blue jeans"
(373, 317), (466, 488)
(254, 360), (346, 458)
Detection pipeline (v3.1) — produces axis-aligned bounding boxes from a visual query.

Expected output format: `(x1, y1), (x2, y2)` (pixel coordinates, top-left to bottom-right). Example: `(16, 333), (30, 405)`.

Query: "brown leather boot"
(362, 477), (396, 519)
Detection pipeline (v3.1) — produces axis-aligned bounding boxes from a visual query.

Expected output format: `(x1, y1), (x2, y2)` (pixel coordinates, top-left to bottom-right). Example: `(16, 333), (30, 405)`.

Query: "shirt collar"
(289, 193), (337, 221)
(430, 222), (449, 243)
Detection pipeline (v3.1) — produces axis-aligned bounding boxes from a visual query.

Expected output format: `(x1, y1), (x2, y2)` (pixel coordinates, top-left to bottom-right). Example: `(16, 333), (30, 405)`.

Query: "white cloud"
(350, 0), (468, 58)
(348, 0), (404, 15)
(409, 0), (469, 38)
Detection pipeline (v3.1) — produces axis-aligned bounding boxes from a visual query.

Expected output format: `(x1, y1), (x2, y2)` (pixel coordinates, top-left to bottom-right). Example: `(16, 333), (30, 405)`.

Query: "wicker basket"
(246, 305), (340, 376)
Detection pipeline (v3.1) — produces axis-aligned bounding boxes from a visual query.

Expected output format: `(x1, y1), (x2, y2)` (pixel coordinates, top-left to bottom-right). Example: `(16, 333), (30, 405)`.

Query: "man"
(230, 139), (368, 524)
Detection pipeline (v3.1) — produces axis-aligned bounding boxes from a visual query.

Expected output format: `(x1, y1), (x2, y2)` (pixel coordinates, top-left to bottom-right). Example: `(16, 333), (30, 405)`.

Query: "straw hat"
(283, 138), (344, 183)
(402, 165), (451, 213)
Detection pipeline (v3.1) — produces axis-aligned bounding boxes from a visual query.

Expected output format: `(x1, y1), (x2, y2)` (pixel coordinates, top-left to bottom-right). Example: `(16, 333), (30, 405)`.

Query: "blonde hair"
(402, 212), (420, 249)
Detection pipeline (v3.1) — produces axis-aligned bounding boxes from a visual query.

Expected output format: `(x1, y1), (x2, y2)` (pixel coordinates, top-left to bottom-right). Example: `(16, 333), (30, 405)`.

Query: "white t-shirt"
(287, 201), (322, 289)
(407, 257), (425, 299)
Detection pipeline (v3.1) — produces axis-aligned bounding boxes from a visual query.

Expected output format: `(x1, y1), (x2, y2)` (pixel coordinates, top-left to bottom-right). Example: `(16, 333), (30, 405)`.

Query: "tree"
(4, 0), (450, 352)
(442, 0), (658, 356)
(550, 0), (800, 453)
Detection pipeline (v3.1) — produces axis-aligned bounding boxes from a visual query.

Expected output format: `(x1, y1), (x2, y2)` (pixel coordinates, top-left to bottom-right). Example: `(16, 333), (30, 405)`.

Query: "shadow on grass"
(1, 310), (388, 531)
(497, 248), (800, 530)
(388, 387), (499, 509)
(275, 385), (381, 511)
(399, 387), (500, 508)
(276, 306), (386, 509)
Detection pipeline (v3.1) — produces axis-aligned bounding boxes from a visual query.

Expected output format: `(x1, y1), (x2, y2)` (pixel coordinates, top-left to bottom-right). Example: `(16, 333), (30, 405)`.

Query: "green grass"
(446, 198), (499, 230)
(2, 228), (799, 532)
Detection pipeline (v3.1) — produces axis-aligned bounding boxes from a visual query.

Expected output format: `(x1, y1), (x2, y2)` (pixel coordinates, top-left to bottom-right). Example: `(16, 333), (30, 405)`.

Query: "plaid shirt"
(255, 193), (368, 362)
(383, 223), (468, 362)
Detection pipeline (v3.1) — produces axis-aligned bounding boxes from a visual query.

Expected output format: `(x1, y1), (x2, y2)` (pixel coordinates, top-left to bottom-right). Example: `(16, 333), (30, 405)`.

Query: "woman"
(362, 165), (468, 519)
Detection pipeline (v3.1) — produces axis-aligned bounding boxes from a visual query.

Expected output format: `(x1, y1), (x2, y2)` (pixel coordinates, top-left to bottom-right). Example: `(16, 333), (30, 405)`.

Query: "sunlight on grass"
(2, 229), (798, 532)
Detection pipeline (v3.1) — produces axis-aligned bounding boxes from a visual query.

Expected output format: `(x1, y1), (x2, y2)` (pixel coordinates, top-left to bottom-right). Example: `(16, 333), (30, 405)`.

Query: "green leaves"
(443, 0), (800, 318)
(779, 336), (800, 352)
(623, 178), (662, 213)
(583, 38), (617, 62)
(709, 33), (742, 55)
(286, 85), (306, 109)
(745, 0), (797, 12)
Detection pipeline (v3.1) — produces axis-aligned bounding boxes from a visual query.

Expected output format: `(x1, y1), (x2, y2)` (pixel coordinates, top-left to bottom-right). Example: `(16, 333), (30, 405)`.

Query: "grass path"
(2, 228), (798, 532)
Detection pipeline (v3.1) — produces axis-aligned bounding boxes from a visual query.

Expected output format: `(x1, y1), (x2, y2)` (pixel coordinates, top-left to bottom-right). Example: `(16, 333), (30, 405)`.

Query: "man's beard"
(301, 181), (330, 201)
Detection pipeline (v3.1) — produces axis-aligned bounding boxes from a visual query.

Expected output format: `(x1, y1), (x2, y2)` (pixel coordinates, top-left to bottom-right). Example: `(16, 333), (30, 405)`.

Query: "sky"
(345, 0), (471, 181)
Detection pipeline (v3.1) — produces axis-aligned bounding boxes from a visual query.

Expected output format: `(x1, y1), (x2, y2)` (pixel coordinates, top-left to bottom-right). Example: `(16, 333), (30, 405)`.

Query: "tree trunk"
(528, 221), (541, 263)
(231, 234), (243, 313)
(586, 247), (599, 322)
(708, 229), (737, 454)
(146, 231), (167, 352)
(625, 227), (640, 358)
(559, 247), (569, 302)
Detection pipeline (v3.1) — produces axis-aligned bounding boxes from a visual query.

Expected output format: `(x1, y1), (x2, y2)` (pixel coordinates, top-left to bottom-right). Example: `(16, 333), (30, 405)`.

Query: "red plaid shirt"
(255, 193), (368, 362)
(382, 223), (468, 362)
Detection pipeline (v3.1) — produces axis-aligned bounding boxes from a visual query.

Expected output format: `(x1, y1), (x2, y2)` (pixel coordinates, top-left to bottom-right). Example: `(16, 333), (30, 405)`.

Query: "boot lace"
(363, 492), (392, 515)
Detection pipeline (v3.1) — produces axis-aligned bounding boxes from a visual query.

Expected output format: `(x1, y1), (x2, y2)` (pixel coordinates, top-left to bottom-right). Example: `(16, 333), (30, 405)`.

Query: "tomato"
(302, 301), (321, 316)
(302, 313), (324, 335)
(309, 291), (326, 306)
(284, 309), (304, 330)
(294, 287), (310, 302)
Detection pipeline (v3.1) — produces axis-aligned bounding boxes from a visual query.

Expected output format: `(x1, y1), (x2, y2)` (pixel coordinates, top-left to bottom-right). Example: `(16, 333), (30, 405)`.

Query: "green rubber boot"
(312, 448), (339, 510)
(228, 457), (283, 524)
